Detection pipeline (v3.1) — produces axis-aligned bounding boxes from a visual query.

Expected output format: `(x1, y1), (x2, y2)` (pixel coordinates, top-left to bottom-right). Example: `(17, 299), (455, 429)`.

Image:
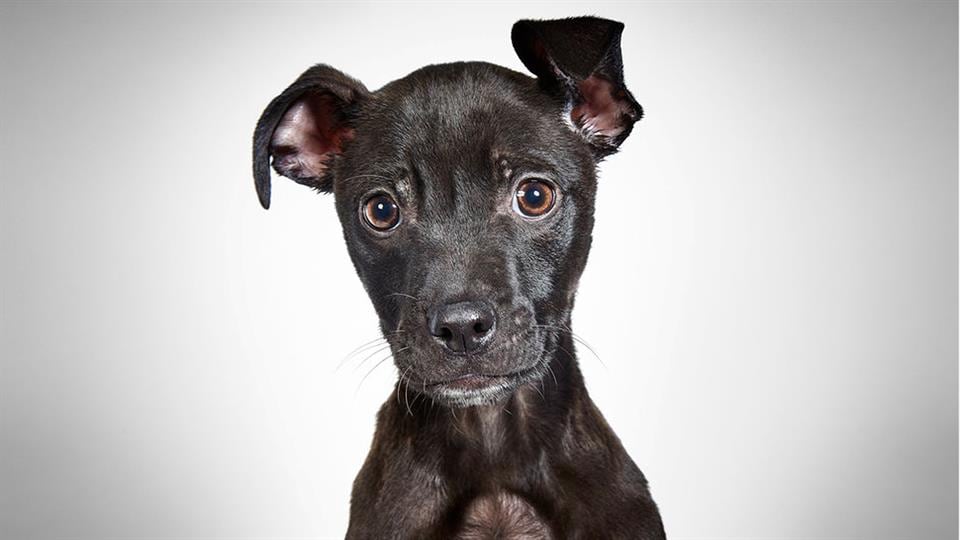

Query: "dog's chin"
(422, 360), (549, 409)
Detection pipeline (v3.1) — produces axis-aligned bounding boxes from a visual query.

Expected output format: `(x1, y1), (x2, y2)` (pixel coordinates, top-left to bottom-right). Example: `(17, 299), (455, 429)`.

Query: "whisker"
(337, 330), (406, 371)
(396, 366), (405, 408)
(351, 342), (394, 373)
(532, 324), (607, 369)
(355, 346), (408, 395)
(569, 335), (606, 369)
(355, 355), (391, 396)
(545, 362), (559, 388)
(409, 387), (423, 409)
(449, 408), (466, 437)
(344, 335), (389, 358)
(383, 292), (421, 301)
(533, 379), (545, 401)
(336, 338), (386, 372)
(401, 366), (413, 416)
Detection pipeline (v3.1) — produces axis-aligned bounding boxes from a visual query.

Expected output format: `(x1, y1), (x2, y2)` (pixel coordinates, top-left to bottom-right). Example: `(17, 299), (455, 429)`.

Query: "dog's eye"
(513, 179), (557, 218)
(362, 194), (401, 232)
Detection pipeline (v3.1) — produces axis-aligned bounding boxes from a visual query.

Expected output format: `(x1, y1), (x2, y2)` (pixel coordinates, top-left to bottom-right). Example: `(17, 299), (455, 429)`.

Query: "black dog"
(253, 16), (665, 539)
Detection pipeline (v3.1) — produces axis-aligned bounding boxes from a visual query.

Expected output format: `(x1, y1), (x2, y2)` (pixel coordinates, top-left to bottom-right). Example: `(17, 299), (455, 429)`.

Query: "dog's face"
(334, 64), (598, 406)
(254, 17), (642, 407)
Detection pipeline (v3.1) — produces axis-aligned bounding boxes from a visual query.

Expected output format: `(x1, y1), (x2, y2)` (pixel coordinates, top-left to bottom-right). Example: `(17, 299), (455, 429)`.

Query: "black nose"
(427, 301), (497, 354)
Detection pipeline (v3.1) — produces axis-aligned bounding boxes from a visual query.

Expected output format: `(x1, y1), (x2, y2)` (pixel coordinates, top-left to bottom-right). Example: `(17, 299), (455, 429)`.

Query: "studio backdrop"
(1, 1), (957, 539)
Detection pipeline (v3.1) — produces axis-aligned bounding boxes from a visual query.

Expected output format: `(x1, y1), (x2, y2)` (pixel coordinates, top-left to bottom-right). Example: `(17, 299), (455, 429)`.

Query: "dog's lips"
(426, 364), (538, 391)
(431, 373), (507, 391)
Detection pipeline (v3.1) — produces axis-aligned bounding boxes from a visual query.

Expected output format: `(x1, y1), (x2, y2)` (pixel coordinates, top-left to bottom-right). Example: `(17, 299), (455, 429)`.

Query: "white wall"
(1, 1), (956, 538)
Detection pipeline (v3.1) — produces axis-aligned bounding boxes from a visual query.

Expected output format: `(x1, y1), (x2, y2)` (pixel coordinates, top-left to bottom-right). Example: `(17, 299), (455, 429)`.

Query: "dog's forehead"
(362, 62), (561, 160)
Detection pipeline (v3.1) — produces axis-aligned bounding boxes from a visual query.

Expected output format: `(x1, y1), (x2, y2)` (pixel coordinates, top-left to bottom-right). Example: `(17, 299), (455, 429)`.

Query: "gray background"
(1, 1), (956, 539)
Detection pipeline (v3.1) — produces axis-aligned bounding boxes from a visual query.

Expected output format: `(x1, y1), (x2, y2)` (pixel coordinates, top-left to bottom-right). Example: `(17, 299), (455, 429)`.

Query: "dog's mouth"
(426, 364), (538, 391)
(411, 358), (548, 408)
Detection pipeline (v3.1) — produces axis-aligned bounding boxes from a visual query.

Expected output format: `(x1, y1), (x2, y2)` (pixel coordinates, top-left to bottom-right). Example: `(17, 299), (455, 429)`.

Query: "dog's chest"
(455, 491), (552, 540)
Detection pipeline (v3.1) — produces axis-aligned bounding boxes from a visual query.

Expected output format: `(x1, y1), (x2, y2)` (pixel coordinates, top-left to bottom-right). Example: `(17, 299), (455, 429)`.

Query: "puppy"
(253, 16), (665, 539)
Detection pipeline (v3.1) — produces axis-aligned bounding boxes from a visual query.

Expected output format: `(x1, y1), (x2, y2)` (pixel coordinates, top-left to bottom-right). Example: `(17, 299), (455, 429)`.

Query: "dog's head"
(253, 17), (641, 407)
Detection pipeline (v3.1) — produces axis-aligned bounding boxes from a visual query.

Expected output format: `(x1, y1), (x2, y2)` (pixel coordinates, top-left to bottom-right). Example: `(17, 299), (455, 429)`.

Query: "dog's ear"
(512, 17), (642, 157)
(252, 64), (369, 209)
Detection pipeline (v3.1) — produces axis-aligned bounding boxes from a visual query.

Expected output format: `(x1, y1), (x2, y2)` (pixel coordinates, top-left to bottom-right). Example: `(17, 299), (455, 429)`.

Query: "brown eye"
(362, 193), (401, 232)
(513, 179), (557, 218)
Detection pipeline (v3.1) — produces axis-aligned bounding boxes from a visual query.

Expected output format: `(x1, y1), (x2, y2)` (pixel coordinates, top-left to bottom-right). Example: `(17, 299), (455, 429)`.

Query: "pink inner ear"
(270, 94), (353, 180)
(570, 76), (632, 139)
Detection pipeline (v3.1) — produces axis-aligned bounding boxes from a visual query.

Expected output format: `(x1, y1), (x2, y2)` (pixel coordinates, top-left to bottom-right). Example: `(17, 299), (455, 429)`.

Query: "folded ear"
(252, 64), (369, 209)
(512, 17), (642, 157)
